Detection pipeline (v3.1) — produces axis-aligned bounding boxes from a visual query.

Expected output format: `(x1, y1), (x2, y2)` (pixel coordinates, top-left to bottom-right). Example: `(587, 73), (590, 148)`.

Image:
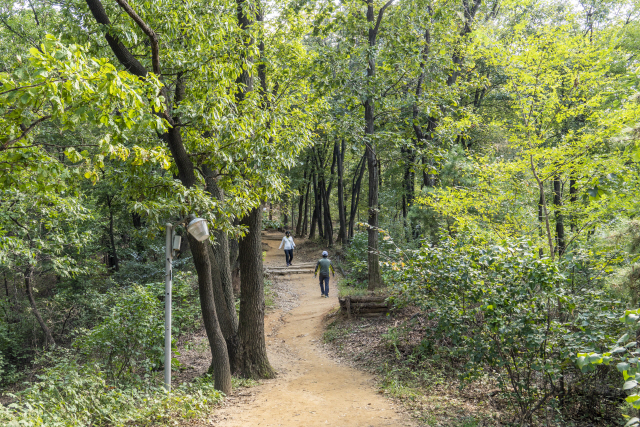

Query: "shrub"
(343, 229), (398, 285)
(0, 354), (222, 427)
(74, 284), (164, 383)
(388, 237), (625, 424)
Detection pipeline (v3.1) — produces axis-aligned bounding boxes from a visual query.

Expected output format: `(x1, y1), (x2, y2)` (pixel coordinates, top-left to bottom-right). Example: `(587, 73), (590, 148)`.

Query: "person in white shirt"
(278, 230), (296, 266)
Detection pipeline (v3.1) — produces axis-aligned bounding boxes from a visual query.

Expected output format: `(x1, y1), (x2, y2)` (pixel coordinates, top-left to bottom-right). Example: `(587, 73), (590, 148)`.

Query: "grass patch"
(264, 278), (276, 308)
(323, 321), (350, 343)
(336, 277), (388, 298)
(232, 376), (259, 388)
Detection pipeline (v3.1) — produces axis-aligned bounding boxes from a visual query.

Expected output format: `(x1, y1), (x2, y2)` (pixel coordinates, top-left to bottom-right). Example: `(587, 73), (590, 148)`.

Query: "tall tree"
(83, 0), (233, 392)
(363, 0), (394, 290)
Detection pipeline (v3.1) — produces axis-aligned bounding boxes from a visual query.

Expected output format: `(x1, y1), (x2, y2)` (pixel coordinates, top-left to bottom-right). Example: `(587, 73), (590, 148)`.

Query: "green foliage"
(262, 218), (283, 230)
(0, 354), (222, 427)
(343, 229), (398, 285)
(74, 273), (200, 383)
(388, 236), (625, 423)
(576, 308), (640, 427)
(74, 285), (164, 382)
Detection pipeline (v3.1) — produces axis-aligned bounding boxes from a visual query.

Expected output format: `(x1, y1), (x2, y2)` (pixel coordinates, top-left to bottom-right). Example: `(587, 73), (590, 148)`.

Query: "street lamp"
(164, 215), (210, 391)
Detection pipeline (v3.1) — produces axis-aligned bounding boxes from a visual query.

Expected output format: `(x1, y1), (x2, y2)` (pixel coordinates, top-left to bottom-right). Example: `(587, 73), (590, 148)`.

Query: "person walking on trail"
(314, 251), (335, 298)
(278, 230), (296, 266)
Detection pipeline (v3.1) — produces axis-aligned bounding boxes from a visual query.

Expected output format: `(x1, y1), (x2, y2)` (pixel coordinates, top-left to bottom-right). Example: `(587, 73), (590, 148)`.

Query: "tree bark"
(553, 175), (566, 256)
(189, 235), (232, 393)
(349, 154), (367, 241)
(106, 195), (119, 272)
(24, 266), (55, 348)
(531, 155), (554, 259)
(229, 217), (241, 295)
(364, 0), (393, 290)
(569, 175), (577, 233)
(312, 172), (323, 239)
(238, 207), (275, 379)
(204, 167), (240, 373)
(303, 181), (310, 235)
(337, 140), (347, 243)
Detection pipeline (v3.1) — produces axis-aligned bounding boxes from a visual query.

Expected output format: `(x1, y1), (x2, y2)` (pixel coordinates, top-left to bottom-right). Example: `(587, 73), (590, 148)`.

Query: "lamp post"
(164, 216), (209, 391)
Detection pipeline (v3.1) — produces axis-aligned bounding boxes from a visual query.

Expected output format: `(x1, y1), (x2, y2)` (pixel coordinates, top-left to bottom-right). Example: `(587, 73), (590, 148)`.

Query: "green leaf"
(619, 362), (631, 373)
(625, 417), (640, 427)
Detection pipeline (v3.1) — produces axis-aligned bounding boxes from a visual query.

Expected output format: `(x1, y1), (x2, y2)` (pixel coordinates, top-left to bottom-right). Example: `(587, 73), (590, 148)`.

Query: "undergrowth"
(323, 313), (503, 426)
(0, 357), (223, 427)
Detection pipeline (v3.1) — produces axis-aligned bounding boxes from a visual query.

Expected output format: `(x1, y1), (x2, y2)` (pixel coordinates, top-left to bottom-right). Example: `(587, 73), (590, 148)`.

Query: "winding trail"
(210, 232), (416, 427)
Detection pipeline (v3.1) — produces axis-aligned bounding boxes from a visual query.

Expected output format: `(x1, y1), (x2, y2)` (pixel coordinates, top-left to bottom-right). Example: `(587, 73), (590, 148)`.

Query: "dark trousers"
(319, 274), (329, 296)
(284, 249), (293, 265)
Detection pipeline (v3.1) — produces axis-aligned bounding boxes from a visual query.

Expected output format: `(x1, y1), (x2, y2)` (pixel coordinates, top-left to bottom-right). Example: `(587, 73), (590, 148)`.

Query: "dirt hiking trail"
(210, 232), (416, 427)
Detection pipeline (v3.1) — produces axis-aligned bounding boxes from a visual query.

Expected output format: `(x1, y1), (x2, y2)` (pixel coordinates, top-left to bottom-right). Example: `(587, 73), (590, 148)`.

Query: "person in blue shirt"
(314, 251), (335, 298)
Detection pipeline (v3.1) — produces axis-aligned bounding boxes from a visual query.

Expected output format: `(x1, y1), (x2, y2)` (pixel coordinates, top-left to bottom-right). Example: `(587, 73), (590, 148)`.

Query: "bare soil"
(182, 233), (417, 426)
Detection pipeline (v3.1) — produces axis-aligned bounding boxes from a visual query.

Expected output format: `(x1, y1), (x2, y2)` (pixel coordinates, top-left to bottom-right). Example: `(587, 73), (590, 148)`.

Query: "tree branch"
(84, 0), (148, 77)
(2, 115), (51, 151)
(27, 0), (40, 26)
(113, 0), (161, 76)
(373, 0), (395, 39)
(530, 154), (554, 259)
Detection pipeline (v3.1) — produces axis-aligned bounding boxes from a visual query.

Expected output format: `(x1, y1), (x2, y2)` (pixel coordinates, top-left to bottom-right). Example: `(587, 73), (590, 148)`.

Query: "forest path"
(209, 232), (416, 427)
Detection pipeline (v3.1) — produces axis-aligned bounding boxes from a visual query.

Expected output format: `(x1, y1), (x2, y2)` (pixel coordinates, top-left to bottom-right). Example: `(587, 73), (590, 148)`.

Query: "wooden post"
(346, 296), (351, 319)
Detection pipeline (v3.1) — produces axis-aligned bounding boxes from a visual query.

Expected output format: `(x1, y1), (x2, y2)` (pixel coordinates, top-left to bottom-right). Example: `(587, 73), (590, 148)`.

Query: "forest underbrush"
(330, 229), (637, 427)
(0, 265), (260, 426)
(323, 305), (501, 426)
(323, 303), (626, 427)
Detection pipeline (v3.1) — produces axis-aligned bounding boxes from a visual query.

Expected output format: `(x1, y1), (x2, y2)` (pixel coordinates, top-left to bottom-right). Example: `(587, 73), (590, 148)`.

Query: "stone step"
(265, 269), (315, 275)
(264, 264), (316, 271)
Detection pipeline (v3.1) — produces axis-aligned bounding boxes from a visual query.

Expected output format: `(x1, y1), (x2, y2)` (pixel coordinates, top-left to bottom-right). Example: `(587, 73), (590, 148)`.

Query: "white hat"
(322, 251), (328, 257)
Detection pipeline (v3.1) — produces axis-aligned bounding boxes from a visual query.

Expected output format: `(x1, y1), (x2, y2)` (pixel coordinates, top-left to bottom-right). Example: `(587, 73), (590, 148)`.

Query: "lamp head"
(187, 217), (210, 242)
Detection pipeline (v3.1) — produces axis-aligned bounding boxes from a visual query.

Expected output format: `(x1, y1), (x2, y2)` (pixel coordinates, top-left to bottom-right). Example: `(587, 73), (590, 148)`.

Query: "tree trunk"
(106, 195), (119, 272)
(303, 181), (310, 236)
(312, 173), (323, 239)
(296, 190), (305, 236)
(296, 167), (308, 236)
(238, 207), (275, 379)
(337, 140), (347, 243)
(554, 175), (566, 256)
(204, 168), (240, 373)
(531, 155), (554, 259)
(363, 0), (392, 289)
(189, 235), (232, 393)
(24, 266), (55, 348)
(319, 177), (333, 246)
(283, 205), (288, 230)
(84, 0), (232, 391)
(349, 154), (367, 241)
(401, 146), (415, 219)
(229, 217), (241, 296)
(538, 191), (544, 257)
(569, 175), (577, 233)
(365, 136), (382, 289)
(132, 212), (142, 228)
